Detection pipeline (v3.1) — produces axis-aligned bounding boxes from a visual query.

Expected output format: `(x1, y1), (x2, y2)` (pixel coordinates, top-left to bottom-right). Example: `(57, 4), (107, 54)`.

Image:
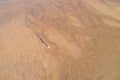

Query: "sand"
(0, 0), (120, 80)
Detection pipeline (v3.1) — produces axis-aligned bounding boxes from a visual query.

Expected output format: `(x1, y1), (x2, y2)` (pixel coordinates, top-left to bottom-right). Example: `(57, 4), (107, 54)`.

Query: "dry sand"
(0, 0), (120, 80)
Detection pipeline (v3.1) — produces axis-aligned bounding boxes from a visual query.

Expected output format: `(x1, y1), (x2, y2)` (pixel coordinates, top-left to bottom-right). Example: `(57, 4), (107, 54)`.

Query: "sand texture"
(0, 0), (120, 80)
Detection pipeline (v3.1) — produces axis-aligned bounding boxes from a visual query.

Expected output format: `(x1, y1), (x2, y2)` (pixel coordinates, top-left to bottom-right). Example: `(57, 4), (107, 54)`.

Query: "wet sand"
(0, 0), (120, 80)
